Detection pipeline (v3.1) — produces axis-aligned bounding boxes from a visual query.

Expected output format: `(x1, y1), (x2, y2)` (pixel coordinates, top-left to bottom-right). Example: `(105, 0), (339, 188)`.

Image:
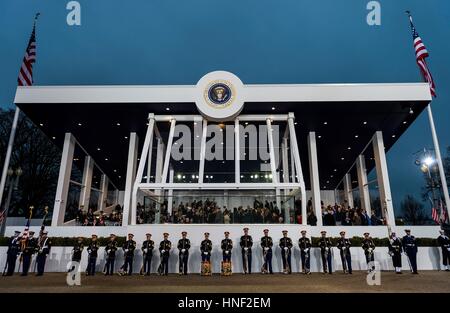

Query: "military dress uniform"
(221, 235), (233, 263)
(86, 236), (99, 276)
(200, 239), (212, 262)
(298, 232), (311, 274)
(437, 231), (450, 271)
(177, 233), (190, 275)
(142, 235), (154, 275)
(336, 233), (352, 274)
(21, 234), (37, 276)
(4, 231), (21, 276)
(240, 229), (253, 274)
(71, 238), (84, 263)
(36, 232), (51, 276)
(159, 234), (171, 275)
(104, 236), (118, 275)
(388, 233), (403, 273)
(260, 232), (273, 274)
(362, 234), (376, 272)
(402, 230), (418, 274)
(121, 234), (136, 275)
(318, 232), (333, 274)
(279, 231), (293, 274)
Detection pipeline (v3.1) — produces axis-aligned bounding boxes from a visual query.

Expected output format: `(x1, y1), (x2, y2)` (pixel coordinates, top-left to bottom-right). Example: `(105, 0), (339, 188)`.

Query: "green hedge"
(0, 236), (439, 247)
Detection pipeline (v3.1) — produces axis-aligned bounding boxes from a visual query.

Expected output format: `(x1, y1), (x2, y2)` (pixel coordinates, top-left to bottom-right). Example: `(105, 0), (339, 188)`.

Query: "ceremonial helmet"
(146, 233), (152, 237)
(340, 231), (346, 236)
(320, 230), (327, 235)
(243, 227), (249, 231)
(224, 231), (230, 235)
(363, 232), (370, 236)
(300, 230), (307, 235)
(181, 231), (187, 235)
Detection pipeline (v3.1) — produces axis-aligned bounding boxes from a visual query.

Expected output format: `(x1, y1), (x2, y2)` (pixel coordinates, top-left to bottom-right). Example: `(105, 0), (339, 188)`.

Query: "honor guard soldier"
(362, 232), (375, 273)
(388, 232), (403, 274)
(141, 233), (154, 276)
(86, 234), (99, 276)
(20, 230), (36, 276)
(279, 230), (293, 274)
(158, 233), (171, 275)
(71, 237), (84, 263)
(200, 232), (213, 275)
(177, 231), (190, 275)
(318, 231), (333, 274)
(298, 230), (311, 274)
(36, 230), (51, 276)
(221, 231), (233, 275)
(240, 227), (253, 274)
(437, 230), (450, 271)
(120, 233), (136, 276)
(402, 229), (418, 274)
(336, 231), (352, 274)
(260, 229), (273, 274)
(3, 231), (21, 276)
(104, 234), (118, 275)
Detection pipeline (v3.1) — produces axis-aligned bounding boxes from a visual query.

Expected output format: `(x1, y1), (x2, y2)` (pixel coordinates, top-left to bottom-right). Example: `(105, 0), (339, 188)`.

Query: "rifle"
(260, 248), (267, 274)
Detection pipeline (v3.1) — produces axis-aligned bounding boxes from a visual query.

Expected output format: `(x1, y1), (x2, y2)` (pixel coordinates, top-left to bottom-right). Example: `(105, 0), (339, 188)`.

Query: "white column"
(198, 119), (208, 184)
(307, 132), (323, 226)
(356, 155), (371, 215)
(161, 118), (176, 184)
(52, 133), (75, 226)
(426, 105), (450, 219)
(287, 113), (307, 225)
(99, 174), (109, 211)
(281, 137), (289, 183)
(146, 136), (153, 183)
(167, 168), (174, 216)
(122, 132), (138, 226)
(266, 118), (278, 184)
(79, 156), (94, 210)
(154, 138), (164, 224)
(235, 118), (240, 183)
(0, 107), (20, 213)
(343, 173), (354, 209)
(372, 131), (396, 226)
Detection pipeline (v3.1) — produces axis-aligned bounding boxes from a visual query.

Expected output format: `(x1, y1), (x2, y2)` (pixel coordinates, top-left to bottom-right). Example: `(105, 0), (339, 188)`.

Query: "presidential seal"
(204, 80), (235, 109)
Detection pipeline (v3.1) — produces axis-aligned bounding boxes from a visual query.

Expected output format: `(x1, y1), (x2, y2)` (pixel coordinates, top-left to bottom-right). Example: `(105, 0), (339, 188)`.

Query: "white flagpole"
(426, 104), (450, 221)
(0, 107), (20, 235)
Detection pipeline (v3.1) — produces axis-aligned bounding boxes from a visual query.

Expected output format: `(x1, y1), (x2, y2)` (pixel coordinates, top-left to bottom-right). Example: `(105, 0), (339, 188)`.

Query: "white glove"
(284, 247), (288, 251)
(264, 247), (269, 251)
(161, 249), (165, 253)
(369, 248), (373, 253)
(203, 252), (208, 255)
(144, 248), (148, 254)
(125, 249), (128, 253)
(225, 251), (229, 254)
(305, 248), (309, 253)
(244, 247), (248, 251)
(181, 249), (186, 253)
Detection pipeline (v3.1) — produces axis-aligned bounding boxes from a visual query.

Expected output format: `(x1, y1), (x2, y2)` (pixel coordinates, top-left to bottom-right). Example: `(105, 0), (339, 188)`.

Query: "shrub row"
(0, 236), (440, 247)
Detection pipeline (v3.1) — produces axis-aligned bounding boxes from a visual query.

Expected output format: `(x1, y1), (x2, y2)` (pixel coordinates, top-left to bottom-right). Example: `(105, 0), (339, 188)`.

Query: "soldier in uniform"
(200, 232), (213, 275)
(104, 234), (118, 275)
(279, 230), (293, 274)
(141, 233), (154, 275)
(71, 237), (84, 263)
(336, 231), (352, 274)
(159, 232), (171, 275)
(362, 232), (375, 273)
(318, 230), (333, 274)
(177, 231), (190, 275)
(240, 227), (253, 274)
(260, 229), (273, 274)
(221, 231), (233, 275)
(437, 230), (450, 271)
(298, 230), (311, 274)
(120, 233), (136, 276)
(36, 230), (51, 276)
(3, 231), (21, 276)
(86, 234), (99, 276)
(388, 231), (403, 274)
(20, 231), (36, 276)
(402, 229), (418, 274)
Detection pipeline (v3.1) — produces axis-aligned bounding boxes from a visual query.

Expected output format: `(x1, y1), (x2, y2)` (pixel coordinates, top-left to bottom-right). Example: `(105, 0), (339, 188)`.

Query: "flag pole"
(406, 10), (450, 223)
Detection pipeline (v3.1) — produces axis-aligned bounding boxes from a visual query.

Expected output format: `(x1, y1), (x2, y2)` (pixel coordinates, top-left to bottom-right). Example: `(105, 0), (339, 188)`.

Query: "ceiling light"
(392, 135), (396, 138)
(318, 135), (322, 139)
(52, 136), (56, 140)
(363, 121), (367, 125)
(403, 121), (407, 124)
(97, 148), (101, 151)
(334, 169), (337, 172)
(39, 123), (44, 127)
(113, 169), (117, 172)
(347, 147), (351, 150)
(294, 122), (298, 125)
(104, 158), (108, 161)
(323, 121), (328, 125)
(166, 107), (170, 111)
(116, 123), (120, 126)
(272, 107), (275, 111)
(341, 157), (345, 160)
(354, 135), (359, 138)
(77, 123), (82, 126)
(409, 107), (414, 114)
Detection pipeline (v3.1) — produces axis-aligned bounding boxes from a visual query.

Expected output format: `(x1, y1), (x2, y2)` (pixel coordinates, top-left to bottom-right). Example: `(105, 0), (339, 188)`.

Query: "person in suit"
(141, 233), (154, 276)
(298, 230), (311, 274)
(437, 230), (449, 271)
(402, 229), (418, 274)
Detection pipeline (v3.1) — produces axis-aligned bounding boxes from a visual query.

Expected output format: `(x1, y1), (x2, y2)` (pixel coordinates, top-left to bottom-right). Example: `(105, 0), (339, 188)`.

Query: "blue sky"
(0, 0), (449, 213)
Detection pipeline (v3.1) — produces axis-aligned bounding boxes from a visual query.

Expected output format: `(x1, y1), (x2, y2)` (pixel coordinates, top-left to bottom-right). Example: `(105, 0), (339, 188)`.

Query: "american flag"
(429, 196), (440, 224)
(407, 12), (436, 97)
(0, 209), (6, 224)
(22, 218), (31, 239)
(17, 14), (39, 86)
(439, 200), (448, 223)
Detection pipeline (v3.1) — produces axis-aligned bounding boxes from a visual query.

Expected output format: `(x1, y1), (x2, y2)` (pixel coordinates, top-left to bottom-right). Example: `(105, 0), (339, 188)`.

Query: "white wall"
(2, 225), (445, 273)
